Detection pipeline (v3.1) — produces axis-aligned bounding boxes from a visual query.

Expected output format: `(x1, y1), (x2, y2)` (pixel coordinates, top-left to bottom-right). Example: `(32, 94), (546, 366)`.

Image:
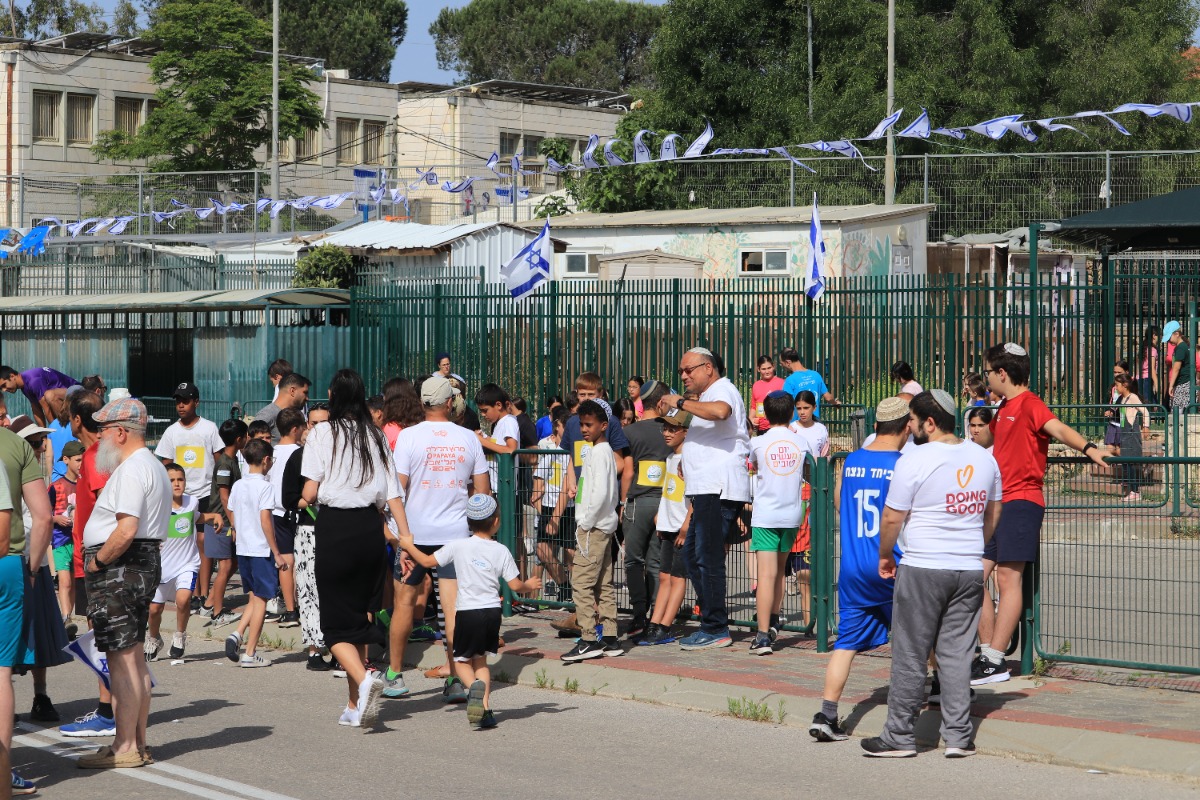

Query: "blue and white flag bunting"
(805, 193), (826, 302)
(861, 108), (903, 141)
(501, 219), (553, 301)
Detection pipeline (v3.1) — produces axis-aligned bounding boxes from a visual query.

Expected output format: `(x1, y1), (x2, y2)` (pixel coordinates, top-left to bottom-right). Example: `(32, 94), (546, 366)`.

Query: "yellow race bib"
(549, 461), (563, 488)
(573, 440), (593, 467)
(637, 460), (667, 488)
(663, 471), (686, 502)
(176, 445), (205, 470)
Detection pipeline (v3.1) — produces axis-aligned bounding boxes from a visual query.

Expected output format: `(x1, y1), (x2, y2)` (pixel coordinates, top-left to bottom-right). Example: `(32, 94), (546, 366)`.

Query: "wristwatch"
(91, 553), (108, 570)
(676, 396), (686, 410)
(1083, 442), (1097, 455)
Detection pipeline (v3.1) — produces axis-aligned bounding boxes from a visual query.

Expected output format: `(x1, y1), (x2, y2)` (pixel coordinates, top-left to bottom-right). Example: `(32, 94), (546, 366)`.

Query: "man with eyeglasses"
(658, 347), (750, 650)
(81, 375), (107, 400)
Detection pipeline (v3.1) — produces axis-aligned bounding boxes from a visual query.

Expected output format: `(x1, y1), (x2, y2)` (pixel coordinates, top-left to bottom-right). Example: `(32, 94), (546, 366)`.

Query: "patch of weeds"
(776, 699), (788, 724)
(1032, 639), (1071, 677)
(590, 682), (608, 697)
(534, 668), (551, 689)
(564, 677), (579, 693)
(727, 696), (773, 723)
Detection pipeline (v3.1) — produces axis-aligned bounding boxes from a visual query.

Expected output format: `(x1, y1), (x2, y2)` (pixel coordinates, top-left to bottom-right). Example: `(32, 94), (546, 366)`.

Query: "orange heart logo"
(956, 465), (975, 488)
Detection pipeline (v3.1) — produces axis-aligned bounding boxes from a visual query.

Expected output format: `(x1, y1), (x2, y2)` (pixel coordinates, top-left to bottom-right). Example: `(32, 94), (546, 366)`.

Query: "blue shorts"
(983, 500), (1045, 564)
(834, 603), (892, 652)
(0, 555), (29, 668)
(238, 555), (280, 601)
(205, 525), (234, 560)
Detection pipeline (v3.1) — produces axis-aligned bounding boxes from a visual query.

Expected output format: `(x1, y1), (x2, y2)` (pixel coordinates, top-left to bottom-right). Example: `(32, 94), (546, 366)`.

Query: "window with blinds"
(363, 120), (385, 164)
(296, 127), (320, 163)
(499, 131), (520, 158)
(66, 94), (94, 144)
(276, 137), (292, 160)
(335, 118), (359, 165)
(115, 97), (142, 134)
(32, 90), (61, 142)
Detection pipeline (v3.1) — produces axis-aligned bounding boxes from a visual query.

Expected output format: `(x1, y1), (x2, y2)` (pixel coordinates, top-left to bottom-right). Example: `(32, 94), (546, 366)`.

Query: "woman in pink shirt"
(749, 355), (785, 433)
(1137, 326), (1159, 404)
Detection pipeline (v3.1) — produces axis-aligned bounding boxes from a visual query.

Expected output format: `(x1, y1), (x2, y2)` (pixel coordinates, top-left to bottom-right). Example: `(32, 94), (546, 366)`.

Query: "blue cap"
(1164, 321), (1181, 340)
(465, 493), (498, 521)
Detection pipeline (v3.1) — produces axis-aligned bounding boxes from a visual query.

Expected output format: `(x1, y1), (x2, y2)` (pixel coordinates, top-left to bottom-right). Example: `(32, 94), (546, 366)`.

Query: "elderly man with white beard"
(78, 398), (172, 769)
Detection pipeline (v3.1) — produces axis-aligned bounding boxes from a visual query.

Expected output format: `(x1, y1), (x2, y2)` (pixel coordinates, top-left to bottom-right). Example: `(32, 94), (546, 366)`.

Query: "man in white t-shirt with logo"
(80, 398), (172, 769)
(861, 390), (1001, 760)
(154, 382), (222, 613)
(385, 375), (489, 701)
(659, 347), (750, 651)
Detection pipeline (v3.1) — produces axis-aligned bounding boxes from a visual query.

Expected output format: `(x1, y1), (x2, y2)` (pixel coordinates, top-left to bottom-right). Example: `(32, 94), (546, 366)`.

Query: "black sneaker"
(626, 616), (647, 639)
(860, 736), (916, 758)
(29, 694), (59, 723)
(945, 744), (976, 758)
(601, 636), (624, 657)
(808, 712), (848, 742)
(190, 595), (204, 613)
(306, 653), (331, 671)
(637, 624), (663, 646)
(749, 632), (773, 655)
(264, 611), (283, 624)
(561, 639), (606, 663)
(970, 655), (1010, 685)
(476, 709), (498, 730)
(277, 611), (300, 629)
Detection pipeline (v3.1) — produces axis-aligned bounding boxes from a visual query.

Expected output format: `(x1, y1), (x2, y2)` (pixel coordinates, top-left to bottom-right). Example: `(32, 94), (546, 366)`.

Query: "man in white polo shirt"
(79, 398), (172, 769)
(861, 390), (1001, 759)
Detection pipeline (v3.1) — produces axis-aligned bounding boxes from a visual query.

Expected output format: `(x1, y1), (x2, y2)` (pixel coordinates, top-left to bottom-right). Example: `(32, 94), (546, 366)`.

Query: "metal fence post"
(811, 454), (831, 652)
(1104, 150), (1112, 208)
(497, 452), (516, 617)
(1020, 561), (1037, 676)
(923, 154), (929, 204)
(1028, 223), (1042, 394)
(789, 160), (795, 207)
(137, 173), (144, 236)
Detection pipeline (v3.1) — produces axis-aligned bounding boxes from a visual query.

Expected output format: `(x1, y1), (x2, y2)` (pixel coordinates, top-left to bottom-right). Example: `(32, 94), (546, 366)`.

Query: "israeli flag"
(501, 219), (553, 301)
(861, 108), (903, 140)
(898, 109), (930, 139)
(805, 193), (826, 302)
(633, 129), (655, 163)
(683, 121), (714, 158)
(582, 135), (602, 170)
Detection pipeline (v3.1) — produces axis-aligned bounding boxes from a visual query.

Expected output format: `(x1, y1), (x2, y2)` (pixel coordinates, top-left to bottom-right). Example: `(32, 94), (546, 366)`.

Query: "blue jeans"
(683, 495), (743, 634)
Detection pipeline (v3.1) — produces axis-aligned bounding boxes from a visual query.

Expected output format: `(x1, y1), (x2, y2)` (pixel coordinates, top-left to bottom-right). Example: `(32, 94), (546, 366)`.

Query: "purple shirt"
(21, 367), (78, 408)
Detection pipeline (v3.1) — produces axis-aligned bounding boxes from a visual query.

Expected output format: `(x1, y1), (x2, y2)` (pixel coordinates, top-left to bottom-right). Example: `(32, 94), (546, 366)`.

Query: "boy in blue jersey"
(809, 396), (911, 742)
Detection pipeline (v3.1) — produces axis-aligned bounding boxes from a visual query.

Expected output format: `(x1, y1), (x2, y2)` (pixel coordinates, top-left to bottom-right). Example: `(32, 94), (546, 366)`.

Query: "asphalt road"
(9, 634), (1199, 800)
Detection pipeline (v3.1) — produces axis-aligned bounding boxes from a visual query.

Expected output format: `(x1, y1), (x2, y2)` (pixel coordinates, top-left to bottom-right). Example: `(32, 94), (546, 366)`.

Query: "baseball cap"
(62, 440), (86, 458)
(1164, 320), (1182, 340)
(656, 406), (693, 429)
(465, 493), (498, 521)
(172, 382), (200, 400)
(875, 396), (910, 423)
(92, 397), (149, 431)
(421, 374), (460, 406)
(9, 415), (50, 439)
(929, 389), (958, 416)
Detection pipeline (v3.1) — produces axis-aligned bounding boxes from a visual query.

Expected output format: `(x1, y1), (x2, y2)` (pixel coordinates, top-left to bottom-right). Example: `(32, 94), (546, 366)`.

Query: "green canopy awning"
(1053, 187), (1200, 251)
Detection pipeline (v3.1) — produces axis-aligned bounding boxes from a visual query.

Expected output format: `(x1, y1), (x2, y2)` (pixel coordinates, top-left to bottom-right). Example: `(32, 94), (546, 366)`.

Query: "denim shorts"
(84, 541), (161, 653)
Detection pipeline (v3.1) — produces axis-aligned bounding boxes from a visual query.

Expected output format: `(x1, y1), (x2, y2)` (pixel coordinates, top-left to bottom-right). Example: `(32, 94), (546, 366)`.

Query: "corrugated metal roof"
(518, 204), (934, 230)
(0, 288), (348, 315)
(305, 220), (565, 255)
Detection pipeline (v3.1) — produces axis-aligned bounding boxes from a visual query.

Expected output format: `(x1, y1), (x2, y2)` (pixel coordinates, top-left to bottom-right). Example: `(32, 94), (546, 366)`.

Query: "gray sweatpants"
(881, 564), (983, 750)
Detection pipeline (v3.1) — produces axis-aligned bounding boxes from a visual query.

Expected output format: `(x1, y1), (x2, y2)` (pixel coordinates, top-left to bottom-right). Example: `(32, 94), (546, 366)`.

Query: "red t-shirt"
(989, 391), (1056, 506)
(751, 377), (786, 431)
(71, 442), (109, 578)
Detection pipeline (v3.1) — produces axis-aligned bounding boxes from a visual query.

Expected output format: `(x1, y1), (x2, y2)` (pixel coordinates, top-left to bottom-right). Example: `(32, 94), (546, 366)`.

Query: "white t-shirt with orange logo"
(748, 426), (813, 528)
(393, 421), (488, 545)
(883, 439), (1001, 571)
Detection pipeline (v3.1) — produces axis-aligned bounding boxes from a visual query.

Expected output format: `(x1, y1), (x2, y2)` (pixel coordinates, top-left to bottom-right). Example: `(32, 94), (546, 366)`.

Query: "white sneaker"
(266, 597), (282, 615)
(337, 706), (360, 727)
(143, 635), (164, 661)
(356, 673), (384, 729)
(239, 653), (271, 668)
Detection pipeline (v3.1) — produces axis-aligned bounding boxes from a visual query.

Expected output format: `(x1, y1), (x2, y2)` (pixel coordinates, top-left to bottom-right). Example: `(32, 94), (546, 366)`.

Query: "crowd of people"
(0, 337), (1134, 791)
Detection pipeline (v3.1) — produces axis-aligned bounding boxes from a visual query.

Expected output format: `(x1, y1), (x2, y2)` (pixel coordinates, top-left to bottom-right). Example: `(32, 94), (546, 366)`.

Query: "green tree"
(92, 0), (323, 173)
(12, 0), (107, 37)
(294, 244), (357, 289)
(431, 0), (663, 91)
(239, 0), (408, 83)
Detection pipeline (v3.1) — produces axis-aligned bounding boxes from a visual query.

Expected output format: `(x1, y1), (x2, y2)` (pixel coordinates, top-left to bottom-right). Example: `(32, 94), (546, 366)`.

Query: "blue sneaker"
(679, 630), (733, 650)
(59, 710), (116, 738)
(407, 625), (437, 643)
(11, 770), (36, 795)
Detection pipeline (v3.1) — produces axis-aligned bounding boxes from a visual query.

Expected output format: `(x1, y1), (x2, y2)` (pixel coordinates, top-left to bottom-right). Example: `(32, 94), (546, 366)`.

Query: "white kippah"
(1003, 342), (1027, 356)
(465, 494), (498, 521)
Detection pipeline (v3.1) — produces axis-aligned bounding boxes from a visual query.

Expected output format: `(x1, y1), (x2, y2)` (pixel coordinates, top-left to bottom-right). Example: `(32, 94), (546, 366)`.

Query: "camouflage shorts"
(84, 541), (161, 653)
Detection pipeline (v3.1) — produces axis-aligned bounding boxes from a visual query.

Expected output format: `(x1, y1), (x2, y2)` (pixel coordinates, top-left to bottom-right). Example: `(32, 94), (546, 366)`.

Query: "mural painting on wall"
(841, 230), (892, 278)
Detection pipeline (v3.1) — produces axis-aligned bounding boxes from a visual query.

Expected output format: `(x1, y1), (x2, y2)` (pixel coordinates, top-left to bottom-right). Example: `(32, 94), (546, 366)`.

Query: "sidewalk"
(405, 609), (1200, 783)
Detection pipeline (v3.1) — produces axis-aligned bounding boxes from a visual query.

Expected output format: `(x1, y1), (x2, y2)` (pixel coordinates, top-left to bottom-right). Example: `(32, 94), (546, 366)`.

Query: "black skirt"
(314, 505), (387, 647)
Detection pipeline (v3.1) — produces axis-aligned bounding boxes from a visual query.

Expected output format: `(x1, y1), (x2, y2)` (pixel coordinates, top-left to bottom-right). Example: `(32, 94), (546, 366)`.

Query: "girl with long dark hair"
(301, 369), (411, 731)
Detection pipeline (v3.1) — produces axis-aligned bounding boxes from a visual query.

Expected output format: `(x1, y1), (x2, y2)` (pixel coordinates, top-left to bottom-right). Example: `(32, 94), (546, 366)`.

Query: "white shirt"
(534, 436), (570, 509)
(863, 432), (918, 454)
(161, 494), (201, 579)
(484, 415), (521, 489)
(883, 439), (1002, 571)
(229, 473), (275, 557)
(681, 377), (750, 499)
(393, 421), (488, 545)
(434, 535), (519, 611)
(656, 452), (688, 532)
(789, 420), (830, 458)
(749, 426), (813, 528)
(301, 421), (401, 510)
(900, 380), (923, 396)
(268, 442), (300, 517)
(83, 449), (173, 547)
(576, 440), (619, 533)
(154, 417), (222, 498)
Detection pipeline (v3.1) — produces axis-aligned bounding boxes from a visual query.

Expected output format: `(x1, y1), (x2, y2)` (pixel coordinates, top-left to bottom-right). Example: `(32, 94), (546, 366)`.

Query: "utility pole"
(270, 0), (280, 233)
(807, 0), (813, 121)
(884, 0), (896, 205)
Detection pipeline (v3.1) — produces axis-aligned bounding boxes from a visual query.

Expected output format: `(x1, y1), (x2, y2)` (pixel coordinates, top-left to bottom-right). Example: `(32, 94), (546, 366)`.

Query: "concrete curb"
(410, 643), (1200, 785)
